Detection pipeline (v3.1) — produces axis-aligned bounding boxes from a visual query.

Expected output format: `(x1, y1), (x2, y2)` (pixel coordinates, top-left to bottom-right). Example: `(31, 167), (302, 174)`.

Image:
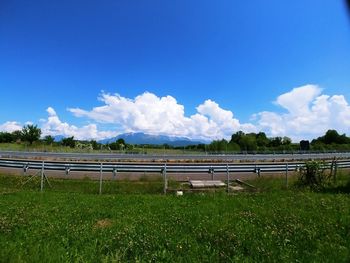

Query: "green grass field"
(1, 173), (350, 262)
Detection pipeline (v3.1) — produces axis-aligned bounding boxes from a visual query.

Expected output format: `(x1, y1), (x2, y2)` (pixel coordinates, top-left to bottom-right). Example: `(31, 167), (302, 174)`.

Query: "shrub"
(296, 161), (330, 190)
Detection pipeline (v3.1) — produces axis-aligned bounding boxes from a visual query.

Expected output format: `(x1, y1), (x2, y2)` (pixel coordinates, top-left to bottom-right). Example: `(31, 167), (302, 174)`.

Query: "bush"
(296, 161), (330, 190)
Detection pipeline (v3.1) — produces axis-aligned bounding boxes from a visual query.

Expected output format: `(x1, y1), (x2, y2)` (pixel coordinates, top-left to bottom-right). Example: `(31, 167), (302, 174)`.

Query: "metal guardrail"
(2, 151), (350, 161)
(1, 158), (350, 174)
(2, 158), (349, 194)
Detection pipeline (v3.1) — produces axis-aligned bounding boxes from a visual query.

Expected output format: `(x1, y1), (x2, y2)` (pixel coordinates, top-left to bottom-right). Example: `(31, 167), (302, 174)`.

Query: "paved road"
(1, 150), (349, 161)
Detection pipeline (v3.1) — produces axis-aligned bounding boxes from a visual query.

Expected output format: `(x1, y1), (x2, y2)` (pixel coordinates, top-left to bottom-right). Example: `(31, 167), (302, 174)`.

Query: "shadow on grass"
(320, 181), (350, 194)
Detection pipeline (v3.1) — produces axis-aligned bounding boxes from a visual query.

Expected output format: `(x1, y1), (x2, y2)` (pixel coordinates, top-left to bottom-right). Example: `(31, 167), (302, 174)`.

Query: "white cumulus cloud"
(0, 121), (22, 132)
(41, 107), (118, 140)
(255, 84), (350, 141)
(68, 92), (254, 140)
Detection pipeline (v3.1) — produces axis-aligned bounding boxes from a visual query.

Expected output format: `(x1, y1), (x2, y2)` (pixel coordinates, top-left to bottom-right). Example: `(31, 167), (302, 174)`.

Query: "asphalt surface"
(0, 150), (349, 161)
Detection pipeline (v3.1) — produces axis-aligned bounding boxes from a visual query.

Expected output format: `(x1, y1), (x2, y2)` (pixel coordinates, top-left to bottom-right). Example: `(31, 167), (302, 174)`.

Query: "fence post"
(226, 164), (230, 193)
(40, 161), (45, 192)
(99, 162), (103, 195)
(211, 166), (214, 180)
(163, 163), (167, 194)
(285, 163), (288, 188)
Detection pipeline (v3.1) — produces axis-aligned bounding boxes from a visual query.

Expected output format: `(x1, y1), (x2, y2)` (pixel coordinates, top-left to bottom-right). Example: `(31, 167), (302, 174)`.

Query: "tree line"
(207, 131), (293, 153)
(206, 129), (350, 153)
(0, 125), (132, 151)
(0, 125), (42, 145)
(1, 125), (350, 152)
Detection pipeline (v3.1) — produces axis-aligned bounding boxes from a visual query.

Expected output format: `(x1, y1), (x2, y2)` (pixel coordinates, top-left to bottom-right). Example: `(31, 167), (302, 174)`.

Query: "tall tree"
(12, 130), (22, 142)
(269, 137), (282, 147)
(61, 136), (76, 148)
(239, 134), (257, 152)
(21, 125), (41, 145)
(324, 129), (341, 144)
(43, 135), (55, 145)
(230, 131), (245, 144)
(256, 132), (269, 147)
(282, 136), (292, 145)
(313, 129), (350, 145)
(0, 132), (14, 143)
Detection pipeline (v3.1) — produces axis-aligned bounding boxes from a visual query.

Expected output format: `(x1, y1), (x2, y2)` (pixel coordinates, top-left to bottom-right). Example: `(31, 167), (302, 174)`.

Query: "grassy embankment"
(0, 142), (202, 155)
(0, 173), (350, 262)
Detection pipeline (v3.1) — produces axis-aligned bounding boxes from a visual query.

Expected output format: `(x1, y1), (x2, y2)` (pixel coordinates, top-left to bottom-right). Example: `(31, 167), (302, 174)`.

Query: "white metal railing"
(1, 158), (349, 194)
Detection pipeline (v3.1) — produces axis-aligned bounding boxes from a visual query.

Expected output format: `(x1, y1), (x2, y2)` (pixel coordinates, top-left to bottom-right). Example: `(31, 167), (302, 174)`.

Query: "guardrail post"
(226, 164), (230, 193)
(285, 163), (288, 188)
(23, 163), (29, 176)
(254, 164), (261, 177)
(330, 158), (334, 178)
(40, 161), (45, 192)
(255, 167), (261, 177)
(163, 163), (167, 195)
(99, 162), (103, 195)
(113, 166), (117, 180)
(210, 166), (214, 180)
(334, 159), (338, 184)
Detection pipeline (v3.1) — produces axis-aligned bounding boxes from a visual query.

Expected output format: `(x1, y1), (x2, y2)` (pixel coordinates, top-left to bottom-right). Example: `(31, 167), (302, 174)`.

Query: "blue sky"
(1, 0), (350, 141)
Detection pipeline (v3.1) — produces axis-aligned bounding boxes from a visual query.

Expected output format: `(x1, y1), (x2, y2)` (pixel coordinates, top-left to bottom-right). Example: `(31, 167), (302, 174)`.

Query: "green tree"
(256, 132), (269, 147)
(0, 132), (14, 143)
(324, 130), (341, 144)
(282, 136), (292, 145)
(116, 138), (125, 144)
(312, 129), (350, 146)
(227, 141), (240, 152)
(61, 136), (76, 148)
(269, 137), (282, 148)
(229, 131), (257, 152)
(90, 140), (99, 150)
(12, 130), (22, 142)
(239, 134), (257, 152)
(324, 130), (349, 144)
(117, 138), (126, 150)
(43, 135), (55, 145)
(230, 131), (245, 144)
(21, 125), (41, 145)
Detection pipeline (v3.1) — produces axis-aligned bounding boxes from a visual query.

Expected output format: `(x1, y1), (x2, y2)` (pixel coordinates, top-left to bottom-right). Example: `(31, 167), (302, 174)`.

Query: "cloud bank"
(0, 121), (22, 133)
(256, 84), (350, 141)
(40, 107), (118, 140)
(68, 92), (255, 140)
(0, 84), (349, 142)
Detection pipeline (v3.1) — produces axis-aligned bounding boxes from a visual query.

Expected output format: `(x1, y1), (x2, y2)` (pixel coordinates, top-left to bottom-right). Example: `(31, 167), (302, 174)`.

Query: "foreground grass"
(0, 174), (350, 262)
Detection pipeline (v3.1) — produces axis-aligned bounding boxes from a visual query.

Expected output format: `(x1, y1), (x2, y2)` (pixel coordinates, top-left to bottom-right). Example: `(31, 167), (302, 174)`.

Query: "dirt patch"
(94, 218), (113, 229)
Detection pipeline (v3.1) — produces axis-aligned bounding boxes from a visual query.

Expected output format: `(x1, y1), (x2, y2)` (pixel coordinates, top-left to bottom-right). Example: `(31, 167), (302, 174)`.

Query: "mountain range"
(98, 132), (207, 146)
